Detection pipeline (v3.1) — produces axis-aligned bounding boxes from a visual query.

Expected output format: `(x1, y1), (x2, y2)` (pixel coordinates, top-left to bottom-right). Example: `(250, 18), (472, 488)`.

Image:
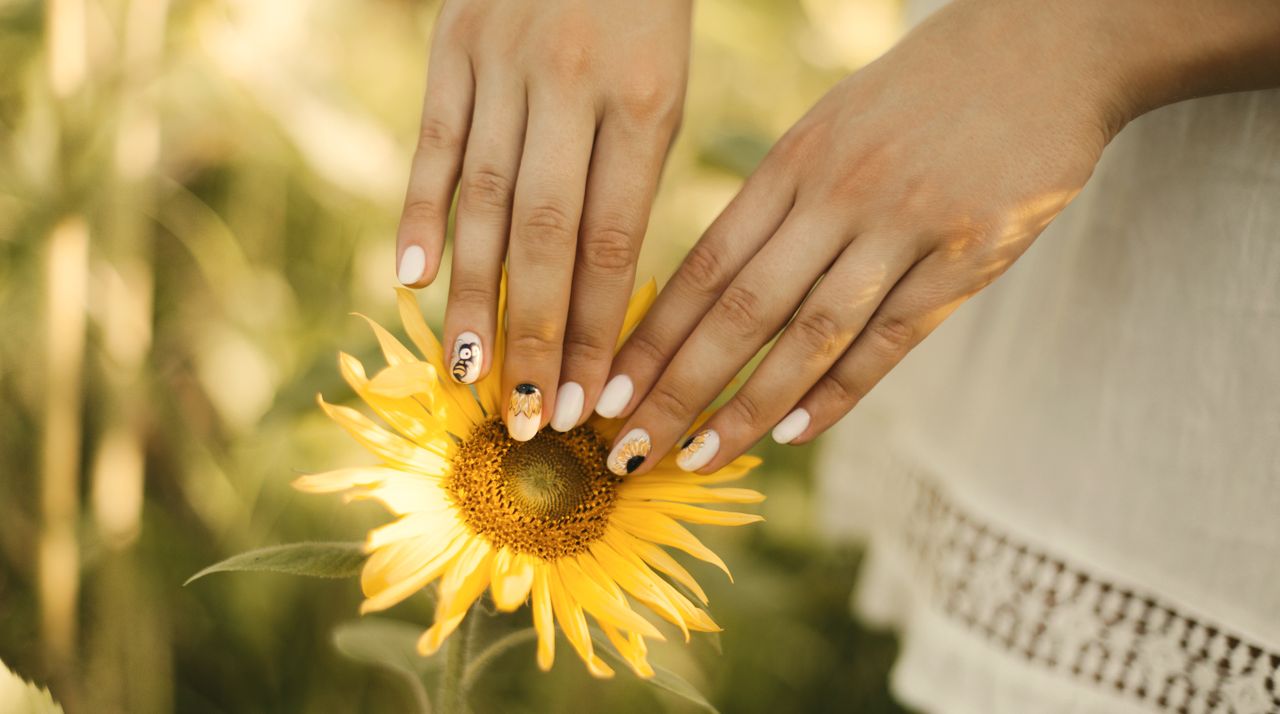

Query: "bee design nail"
(507, 383), (542, 442)
(450, 332), (482, 384)
(608, 429), (652, 476)
(676, 429), (719, 472)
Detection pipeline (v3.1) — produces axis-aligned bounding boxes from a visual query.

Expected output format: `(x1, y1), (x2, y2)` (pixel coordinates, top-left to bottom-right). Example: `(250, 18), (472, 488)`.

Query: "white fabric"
(816, 10), (1280, 712)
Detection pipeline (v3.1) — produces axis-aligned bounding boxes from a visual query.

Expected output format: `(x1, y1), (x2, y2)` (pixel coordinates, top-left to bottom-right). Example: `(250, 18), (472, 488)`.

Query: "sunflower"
(294, 280), (764, 678)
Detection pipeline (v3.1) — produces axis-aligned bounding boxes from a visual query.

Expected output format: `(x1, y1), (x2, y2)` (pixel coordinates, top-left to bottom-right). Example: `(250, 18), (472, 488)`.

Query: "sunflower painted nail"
(450, 332), (482, 384)
(608, 428), (652, 475)
(508, 383), (542, 442)
(677, 429), (719, 472)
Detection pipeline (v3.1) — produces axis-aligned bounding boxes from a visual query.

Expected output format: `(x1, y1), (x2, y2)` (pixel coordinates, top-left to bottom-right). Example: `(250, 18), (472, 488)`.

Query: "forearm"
(1093, 0), (1280, 118)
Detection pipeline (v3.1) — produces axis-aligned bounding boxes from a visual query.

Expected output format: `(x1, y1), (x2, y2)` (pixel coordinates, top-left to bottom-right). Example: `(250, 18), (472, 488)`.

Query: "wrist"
(1042, 0), (1280, 127)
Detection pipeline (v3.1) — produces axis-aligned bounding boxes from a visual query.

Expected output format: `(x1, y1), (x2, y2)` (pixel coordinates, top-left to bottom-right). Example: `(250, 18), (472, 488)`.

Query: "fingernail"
(450, 332), (482, 384)
(677, 429), (719, 472)
(595, 375), (633, 418)
(398, 245), (427, 285)
(608, 428), (651, 475)
(507, 383), (542, 442)
(551, 382), (584, 432)
(771, 408), (811, 445)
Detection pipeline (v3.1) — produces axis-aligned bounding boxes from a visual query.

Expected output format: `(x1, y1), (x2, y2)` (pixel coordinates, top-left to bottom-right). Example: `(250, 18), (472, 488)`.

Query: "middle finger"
(502, 82), (596, 441)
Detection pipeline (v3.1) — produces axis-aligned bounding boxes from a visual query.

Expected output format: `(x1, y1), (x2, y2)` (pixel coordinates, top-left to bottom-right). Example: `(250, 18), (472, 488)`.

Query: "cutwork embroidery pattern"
(900, 479), (1280, 714)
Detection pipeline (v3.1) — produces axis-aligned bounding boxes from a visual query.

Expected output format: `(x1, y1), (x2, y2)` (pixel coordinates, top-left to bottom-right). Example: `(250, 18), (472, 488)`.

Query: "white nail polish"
(551, 382), (584, 432)
(771, 408), (811, 445)
(595, 375), (634, 418)
(677, 429), (719, 472)
(398, 245), (427, 285)
(607, 428), (651, 476)
(507, 383), (542, 442)
(450, 332), (482, 384)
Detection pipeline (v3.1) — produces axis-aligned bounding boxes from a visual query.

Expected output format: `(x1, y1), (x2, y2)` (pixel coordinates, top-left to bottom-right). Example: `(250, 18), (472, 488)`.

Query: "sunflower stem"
(437, 609), (477, 714)
(462, 627), (537, 691)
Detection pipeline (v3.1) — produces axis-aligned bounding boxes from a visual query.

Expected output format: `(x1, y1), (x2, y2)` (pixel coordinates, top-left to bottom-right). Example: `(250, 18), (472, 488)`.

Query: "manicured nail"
(595, 375), (633, 418)
(507, 383), (542, 442)
(771, 408), (810, 445)
(450, 332), (482, 384)
(607, 428), (651, 475)
(551, 382), (584, 432)
(398, 245), (427, 285)
(677, 429), (719, 472)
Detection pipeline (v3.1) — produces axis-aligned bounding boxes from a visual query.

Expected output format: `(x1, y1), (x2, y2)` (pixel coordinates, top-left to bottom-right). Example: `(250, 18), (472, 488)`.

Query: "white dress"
(816, 5), (1280, 713)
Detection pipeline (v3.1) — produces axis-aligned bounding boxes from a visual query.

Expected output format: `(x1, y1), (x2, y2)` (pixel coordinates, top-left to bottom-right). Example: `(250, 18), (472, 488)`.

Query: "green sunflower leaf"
(0, 658), (64, 714)
(332, 618), (435, 713)
(183, 541), (367, 585)
(589, 629), (719, 713)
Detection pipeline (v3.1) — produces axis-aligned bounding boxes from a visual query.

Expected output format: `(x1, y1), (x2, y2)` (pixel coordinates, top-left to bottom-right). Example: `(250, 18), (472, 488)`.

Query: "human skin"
(601, 0), (1280, 475)
(394, 0), (690, 441)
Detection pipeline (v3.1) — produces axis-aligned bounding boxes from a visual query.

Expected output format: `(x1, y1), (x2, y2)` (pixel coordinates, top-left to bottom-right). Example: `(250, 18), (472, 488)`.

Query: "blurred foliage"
(0, 0), (908, 711)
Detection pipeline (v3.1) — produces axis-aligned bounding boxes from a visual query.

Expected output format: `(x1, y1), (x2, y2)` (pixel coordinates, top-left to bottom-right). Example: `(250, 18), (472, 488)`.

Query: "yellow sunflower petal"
(600, 622), (654, 679)
(547, 563), (614, 678)
(353, 313), (418, 366)
(616, 278), (657, 350)
(417, 540), (494, 655)
(347, 474), (452, 516)
(317, 396), (448, 475)
(559, 557), (664, 640)
(672, 454), (762, 484)
(393, 288), (488, 429)
(339, 353), (453, 453)
(604, 527), (709, 604)
(366, 361), (439, 404)
(365, 508), (456, 550)
(618, 481), (766, 505)
(588, 538), (688, 639)
(610, 508), (733, 580)
(532, 566), (556, 671)
(360, 522), (468, 613)
(622, 501), (764, 527)
(291, 466), (401, 494)
(475, 269), (507, 415)
(490, 549), (535, 612)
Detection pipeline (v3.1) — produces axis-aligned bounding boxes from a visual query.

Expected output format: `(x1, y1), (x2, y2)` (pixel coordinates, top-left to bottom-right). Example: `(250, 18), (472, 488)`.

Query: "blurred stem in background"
(38, 0), (89, 693)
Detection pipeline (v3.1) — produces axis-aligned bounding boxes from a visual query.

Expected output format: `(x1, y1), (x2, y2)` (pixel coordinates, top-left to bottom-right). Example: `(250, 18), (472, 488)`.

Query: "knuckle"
(546, 39), (593, 80)
(647, 383), (696, 422)
(616, 77), (680, 125)
(790, 309), (844, 360)
(417, 117), (460, 153)
(820, 371), (864, 408)
(624, 329), (668, 365)
(507, 330), (561, 359)
(679, 243), (727, 296)
(562, 331), (614, 367)
(401, 198), (444, 227)
(517, 200), (577, 251)
(449, 280), (495, 308)
(460, 167), (514, 213)
(579, 221), (636, 275)
(726, 391), (766, 429)
(866, 314), (915, 356)
(711, 284), (765, 338)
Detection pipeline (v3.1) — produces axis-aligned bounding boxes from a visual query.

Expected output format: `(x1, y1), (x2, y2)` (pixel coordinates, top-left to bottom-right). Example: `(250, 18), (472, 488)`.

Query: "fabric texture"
(816, 10), (1280, 712)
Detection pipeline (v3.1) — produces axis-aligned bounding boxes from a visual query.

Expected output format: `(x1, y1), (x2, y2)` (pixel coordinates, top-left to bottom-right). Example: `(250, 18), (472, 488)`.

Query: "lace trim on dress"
(899, 477), (1280, 714)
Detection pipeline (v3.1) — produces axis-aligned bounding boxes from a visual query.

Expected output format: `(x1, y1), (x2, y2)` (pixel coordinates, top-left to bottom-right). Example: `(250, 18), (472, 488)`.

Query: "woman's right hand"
(599, 0), (1280, 476)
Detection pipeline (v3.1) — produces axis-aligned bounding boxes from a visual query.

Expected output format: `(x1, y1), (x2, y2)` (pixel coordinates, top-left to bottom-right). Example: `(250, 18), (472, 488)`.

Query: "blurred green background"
(0, 0), (911, 711)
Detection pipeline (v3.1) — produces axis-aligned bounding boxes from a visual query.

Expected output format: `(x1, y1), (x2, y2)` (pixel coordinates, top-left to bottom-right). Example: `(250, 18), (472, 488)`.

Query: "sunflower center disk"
(446, 419), (621, 559)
